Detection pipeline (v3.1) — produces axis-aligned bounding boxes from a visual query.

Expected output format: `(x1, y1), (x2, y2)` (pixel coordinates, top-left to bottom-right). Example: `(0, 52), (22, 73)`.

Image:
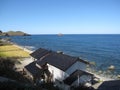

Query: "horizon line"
(30, 33), (120, 35)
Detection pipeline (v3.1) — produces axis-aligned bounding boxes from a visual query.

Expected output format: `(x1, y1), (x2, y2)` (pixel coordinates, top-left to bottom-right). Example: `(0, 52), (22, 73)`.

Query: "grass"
(0, 45), (30, 58)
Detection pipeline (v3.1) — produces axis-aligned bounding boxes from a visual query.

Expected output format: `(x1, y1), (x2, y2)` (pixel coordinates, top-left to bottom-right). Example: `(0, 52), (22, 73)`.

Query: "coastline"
(12, 44), (33, 53)
(1, 38), (120, 90)
(1, 38), (33, 53)
(7, 39), (33, 53)
(7, 40), (119, 80)
(0, 39), (32, 58)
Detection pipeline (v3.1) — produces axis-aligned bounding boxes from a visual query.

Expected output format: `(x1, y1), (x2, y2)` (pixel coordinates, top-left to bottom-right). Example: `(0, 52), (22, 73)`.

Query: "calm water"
(10, 34), (120, 75)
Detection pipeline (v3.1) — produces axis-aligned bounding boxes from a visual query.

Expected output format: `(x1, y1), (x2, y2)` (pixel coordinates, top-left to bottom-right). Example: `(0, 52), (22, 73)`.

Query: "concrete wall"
(47, 64), (69, 82)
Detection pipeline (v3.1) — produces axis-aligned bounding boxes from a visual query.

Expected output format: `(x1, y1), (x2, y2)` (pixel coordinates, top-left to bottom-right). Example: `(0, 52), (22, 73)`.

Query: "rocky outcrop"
(6, 31), (30, 36)
(0, 31), (30, 36)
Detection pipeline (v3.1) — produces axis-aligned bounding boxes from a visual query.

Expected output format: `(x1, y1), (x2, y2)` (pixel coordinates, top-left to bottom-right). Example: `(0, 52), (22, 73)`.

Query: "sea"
(7, 34), (120, 76)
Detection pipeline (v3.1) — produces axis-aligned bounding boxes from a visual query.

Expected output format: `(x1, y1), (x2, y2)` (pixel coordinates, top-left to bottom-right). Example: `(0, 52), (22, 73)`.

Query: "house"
(24, 61), (43, 83)
(30, 48), (51, 61)
(24, 48), (93, 89)
(98, 80), (120, 90)
(64, 70), (93, 87)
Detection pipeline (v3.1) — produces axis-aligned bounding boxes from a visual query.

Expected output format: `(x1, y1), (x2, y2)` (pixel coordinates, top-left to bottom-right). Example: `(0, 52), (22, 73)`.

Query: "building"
(98, 80), (120, 90)
(24, 61), (42, 82)
(24, 48), (93, 89)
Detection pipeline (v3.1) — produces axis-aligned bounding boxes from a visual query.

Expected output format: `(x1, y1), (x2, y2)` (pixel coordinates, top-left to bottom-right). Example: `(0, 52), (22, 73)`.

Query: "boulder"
(108, 65), (115, 70)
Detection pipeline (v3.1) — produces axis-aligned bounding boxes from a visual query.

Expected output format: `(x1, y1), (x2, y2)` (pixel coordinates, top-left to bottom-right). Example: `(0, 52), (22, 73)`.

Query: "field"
(0, 45), (30, 58)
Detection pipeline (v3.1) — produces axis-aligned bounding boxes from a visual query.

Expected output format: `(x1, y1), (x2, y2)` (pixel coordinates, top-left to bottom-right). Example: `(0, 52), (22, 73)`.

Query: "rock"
(57, 33), (63, 36)
(90, 61), (96, 66)
(98, 70), (102, 74)
(117, 75), (120, 78)
(57, 51), (64, 54)
(108, 65), (115, 70)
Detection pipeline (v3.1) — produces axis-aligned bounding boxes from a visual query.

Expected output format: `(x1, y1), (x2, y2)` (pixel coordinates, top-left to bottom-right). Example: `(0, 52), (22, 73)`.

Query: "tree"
(0, 30), (2, 34)
(0, 57), (31, 83)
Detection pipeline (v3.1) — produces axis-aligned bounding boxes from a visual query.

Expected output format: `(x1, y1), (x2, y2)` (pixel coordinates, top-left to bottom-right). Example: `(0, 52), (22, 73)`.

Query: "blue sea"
(9, 34), (120, 75)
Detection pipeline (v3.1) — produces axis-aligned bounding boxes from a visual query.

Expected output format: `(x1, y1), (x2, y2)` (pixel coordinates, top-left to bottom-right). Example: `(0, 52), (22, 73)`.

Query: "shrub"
(0, 57), (31, 83)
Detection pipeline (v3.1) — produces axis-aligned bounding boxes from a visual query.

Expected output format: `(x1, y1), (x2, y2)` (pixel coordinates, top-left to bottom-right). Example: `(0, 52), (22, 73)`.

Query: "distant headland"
(0, 30), (30, 36)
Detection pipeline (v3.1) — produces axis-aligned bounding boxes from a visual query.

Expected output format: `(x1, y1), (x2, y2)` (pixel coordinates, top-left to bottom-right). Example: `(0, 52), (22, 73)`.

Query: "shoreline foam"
(13, 44), (33, 53)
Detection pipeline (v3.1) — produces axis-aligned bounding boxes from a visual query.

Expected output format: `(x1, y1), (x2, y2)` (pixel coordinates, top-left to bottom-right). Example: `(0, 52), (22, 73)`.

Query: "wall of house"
(71, 75), (92, 87)
(47, 64), (69, 82)
(66, 61), (86, 75)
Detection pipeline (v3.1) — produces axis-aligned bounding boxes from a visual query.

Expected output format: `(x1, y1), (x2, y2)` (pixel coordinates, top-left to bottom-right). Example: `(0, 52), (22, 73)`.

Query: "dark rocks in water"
(117, 75), (120, 79)
(57, 33), (63, 36)
(108, 65), (115, 70)
(57, 51), (64, 54)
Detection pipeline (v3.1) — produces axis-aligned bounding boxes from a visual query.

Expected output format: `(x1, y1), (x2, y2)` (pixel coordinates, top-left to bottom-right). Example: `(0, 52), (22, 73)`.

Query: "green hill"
(0, 31), (30, 36)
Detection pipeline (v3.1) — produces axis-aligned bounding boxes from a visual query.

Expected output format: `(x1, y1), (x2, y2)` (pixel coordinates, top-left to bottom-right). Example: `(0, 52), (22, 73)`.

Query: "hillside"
(0, 30), (30, 36)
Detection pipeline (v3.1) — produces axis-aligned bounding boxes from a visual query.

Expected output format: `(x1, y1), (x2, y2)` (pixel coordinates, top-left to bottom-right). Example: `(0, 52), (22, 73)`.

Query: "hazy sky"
(0, 0), (120, 34)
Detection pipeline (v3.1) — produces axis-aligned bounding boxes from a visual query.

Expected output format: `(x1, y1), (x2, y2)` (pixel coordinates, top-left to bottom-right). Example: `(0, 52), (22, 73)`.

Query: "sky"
(0, 0), (120, 34)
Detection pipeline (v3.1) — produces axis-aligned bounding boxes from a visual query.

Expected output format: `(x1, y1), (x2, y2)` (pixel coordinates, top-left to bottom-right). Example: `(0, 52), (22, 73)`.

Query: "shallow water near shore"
(8, 34), (120, 76)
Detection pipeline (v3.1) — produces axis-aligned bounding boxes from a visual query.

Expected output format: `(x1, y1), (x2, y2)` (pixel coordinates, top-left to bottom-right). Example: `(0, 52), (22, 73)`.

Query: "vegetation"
(40, 83), (60, 90)
(0, 37), (59, 90)
(0, 57), (59, 90)
(0, 38), (50, 90)
(0, 57), (43, 90)
(5, 31), (30, 36)
(0, 38), (12, 46)
(0, 30), (30, 36)
(0, 30), (2, 34)
(0, 81), (36, 90)
(0, 57), (31, 83)
(0, 36), (30, 58)
(0, 45), (30, 58)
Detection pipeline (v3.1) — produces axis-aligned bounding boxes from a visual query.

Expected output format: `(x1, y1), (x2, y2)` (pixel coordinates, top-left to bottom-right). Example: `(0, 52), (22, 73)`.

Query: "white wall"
(47, 64), (69, 82)
(66, 61), (86, 75)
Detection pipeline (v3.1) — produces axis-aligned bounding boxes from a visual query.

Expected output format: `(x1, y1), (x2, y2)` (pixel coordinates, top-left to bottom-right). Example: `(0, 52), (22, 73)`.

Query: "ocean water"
(10, 34), (120, 75)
